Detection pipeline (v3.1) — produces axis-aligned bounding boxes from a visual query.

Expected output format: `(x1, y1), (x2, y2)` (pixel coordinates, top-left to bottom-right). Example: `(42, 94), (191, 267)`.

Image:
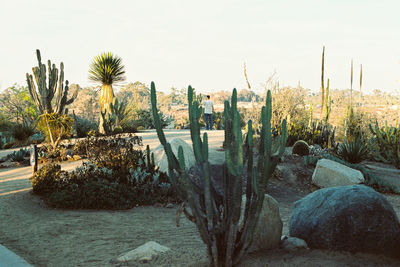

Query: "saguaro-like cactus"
(26, 49), (78, 114)
(320, 46), (325, 118)
(151, 81), (287, 266)
(323, 79), (332, 123)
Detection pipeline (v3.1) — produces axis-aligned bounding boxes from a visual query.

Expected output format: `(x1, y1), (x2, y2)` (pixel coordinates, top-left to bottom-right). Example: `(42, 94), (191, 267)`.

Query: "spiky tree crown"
(88, 52), (126, 85)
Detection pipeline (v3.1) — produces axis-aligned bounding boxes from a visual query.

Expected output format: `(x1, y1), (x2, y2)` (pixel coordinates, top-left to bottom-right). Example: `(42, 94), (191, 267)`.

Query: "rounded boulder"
(289, 185), (400, 257)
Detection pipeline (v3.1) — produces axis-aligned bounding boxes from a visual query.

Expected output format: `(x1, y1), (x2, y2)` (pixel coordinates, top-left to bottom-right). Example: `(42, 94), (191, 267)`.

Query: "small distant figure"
(203, 95), (214, 130)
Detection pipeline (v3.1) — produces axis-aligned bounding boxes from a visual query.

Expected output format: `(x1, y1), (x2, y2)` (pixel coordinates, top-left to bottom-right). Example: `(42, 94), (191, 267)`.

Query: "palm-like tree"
(88, 52), (126, 133)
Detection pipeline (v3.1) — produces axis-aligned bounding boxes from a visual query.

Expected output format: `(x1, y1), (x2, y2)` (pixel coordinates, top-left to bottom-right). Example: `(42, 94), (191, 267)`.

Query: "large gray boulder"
(240, 194), (282, 252)
(312, 159), (364, 188)
(151, 138), (195, 173)
(289, 185), (400, 257)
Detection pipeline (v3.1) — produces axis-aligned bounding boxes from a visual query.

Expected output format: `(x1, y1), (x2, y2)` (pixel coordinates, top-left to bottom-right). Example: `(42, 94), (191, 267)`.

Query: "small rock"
(165, 203), (174, 208)
(117, 241), (170, 262)
(0, 159), (18, 168)
(281, 235), (308, 251)
(72, 155), (81, 161)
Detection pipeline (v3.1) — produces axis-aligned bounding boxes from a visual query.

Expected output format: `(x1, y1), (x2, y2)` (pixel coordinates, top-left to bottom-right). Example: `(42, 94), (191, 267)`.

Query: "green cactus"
(320, 46), (325, 119)
(26, 49), (78, 115)
(323, 79), (332, 123)
(150, 81), (287, 267)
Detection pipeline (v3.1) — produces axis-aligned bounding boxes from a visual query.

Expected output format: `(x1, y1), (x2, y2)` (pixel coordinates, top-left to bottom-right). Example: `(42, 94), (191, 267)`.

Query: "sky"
(0, 0), (399, 94)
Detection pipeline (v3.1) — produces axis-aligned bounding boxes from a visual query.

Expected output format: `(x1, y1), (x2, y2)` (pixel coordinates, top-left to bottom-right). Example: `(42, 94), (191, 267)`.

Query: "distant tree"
(69, 86), (99, 122)
(0, 84), (38, 127)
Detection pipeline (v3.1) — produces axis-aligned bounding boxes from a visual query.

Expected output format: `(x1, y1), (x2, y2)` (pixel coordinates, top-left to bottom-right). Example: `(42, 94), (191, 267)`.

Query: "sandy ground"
(0, 130), (399, 266)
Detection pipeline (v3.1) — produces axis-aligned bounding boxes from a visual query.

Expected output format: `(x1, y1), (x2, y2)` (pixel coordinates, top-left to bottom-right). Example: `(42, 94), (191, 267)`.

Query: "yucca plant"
(151, 82), (287, 266)
(88, 52), (126, 134)
(337, 138), (369, 164)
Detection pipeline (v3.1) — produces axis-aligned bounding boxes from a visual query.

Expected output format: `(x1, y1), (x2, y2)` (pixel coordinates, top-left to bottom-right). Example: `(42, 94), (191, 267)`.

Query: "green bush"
(123, 108), (171, 130)
(337, 139), (369, 164)
(12, 124), (35, 143)
(74, 115), (98, 138)
(32, 135), (178, 209)
(292, 140), (310, 156)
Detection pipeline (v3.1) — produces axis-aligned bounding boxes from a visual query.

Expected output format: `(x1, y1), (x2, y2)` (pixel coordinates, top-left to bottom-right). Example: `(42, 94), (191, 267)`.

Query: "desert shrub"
(280, 120), (337, 149)
(3, 142), (15, 149)
(12, 124), (35, 143)
(337, 139), (369, 164)
(212, 111), (224, 130)
(292, 140), (310, 156)
(31, 164), (68, 195)
(113, 126), (123, 134)
(341, 107), (375, 141)
(369, 121), (400, 168)
(271, 87), (309, 130)
(74, 115), (98, 138)
(32, 136), (178, 209)
(123, 108), (171, 129)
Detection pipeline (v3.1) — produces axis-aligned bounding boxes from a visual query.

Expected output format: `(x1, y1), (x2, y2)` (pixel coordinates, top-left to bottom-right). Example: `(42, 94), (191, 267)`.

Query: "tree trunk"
(99, 84), (114, 134)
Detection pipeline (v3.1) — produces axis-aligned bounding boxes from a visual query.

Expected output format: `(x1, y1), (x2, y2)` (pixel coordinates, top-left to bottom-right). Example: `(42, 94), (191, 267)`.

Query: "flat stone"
(117, 241), (170, 262)
(281, 235), (308, 251)
(364, 161), (400, 193)
(312, 159), (364, 188)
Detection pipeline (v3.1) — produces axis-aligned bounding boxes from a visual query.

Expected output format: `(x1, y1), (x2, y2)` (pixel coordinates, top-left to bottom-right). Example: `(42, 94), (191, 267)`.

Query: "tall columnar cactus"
(26, 49), (78, 114)
(320, 46), (325, 119)
(360, 64), (363, 99)
(350, 59), (354, 107)
(151, 81), (287, 266)
(323, 79), (332, 123)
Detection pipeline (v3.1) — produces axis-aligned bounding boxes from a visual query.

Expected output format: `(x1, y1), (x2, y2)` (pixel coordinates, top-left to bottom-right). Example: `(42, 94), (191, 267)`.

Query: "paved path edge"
(0, 244), (33, 267)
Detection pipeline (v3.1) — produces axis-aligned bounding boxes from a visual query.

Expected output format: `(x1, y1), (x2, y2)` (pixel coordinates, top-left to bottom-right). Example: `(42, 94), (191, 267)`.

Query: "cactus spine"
(26, 49), (78, 114)
(150, 81), (287, 267)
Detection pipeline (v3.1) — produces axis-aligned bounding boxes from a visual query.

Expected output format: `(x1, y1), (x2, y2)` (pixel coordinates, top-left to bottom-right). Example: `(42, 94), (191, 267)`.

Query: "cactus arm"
(150, 82), (168, 147)
(26, 73), (44, 114)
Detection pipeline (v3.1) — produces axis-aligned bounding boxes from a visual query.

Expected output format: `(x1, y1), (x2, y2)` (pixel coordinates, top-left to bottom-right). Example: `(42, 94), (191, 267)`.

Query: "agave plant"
(88, 52), (126, 134)
(337, 138), (369, 164)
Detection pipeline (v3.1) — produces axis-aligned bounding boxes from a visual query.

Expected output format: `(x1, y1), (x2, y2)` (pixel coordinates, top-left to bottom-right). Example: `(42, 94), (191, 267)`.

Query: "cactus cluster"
(100, 98), (126, 134)
(369, 121), (400, 168)
(26, 49), (78, 115)
(151, 81), (287, 266)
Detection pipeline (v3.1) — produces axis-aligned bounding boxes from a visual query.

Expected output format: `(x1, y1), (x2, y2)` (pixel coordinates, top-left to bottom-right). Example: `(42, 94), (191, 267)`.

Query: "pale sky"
(1, 0), (399, 94)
